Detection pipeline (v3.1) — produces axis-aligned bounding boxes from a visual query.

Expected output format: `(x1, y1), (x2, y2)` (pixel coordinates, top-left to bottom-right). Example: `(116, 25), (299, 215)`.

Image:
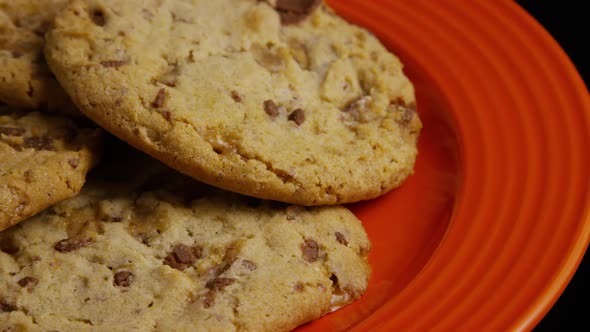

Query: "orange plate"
(298, 1), (590, 331)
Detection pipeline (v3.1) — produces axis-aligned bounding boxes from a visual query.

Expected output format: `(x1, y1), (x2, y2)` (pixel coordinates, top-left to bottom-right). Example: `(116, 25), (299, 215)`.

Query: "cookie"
(0, 109), (102, 231)
(45, 0), (421, 205)
(0, 154), (371, 331)
(0, 0), (77, 114)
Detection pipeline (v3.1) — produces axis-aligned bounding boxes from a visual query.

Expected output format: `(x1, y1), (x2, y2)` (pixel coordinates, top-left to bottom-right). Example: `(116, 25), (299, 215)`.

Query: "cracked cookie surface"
(44, 0), (421, 205)
(0, 153), (371, 331)
(0, 0), (78, 114)
(0, 110), (102, 231)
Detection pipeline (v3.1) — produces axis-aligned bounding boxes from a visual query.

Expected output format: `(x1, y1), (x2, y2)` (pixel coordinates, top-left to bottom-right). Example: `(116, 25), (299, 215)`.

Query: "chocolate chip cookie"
(0, 110), (102, 231)
(0, 154), (371, 331)
(45, 0), (421, 205)
(0, 0), (77, 114)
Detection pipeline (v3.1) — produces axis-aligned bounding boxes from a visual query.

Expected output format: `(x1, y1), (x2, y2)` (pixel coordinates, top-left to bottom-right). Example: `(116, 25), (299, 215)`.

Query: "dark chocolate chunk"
(301, 238), (319, 263)
(263, 100), (279, 118)
(230, 90), (242, 103)
(17, 277), (39, 291)
(206, 277), (236, 291)
(152, 88), (166, 108)
(90, 9), (106, 26)
(275, 0), (322, 24)
(113, 271), (134, 287)
(163, 244), (201, 270)
(288, 108), (305, 125)
(54, 238), (93, 252)
(0, 300), (16, 312)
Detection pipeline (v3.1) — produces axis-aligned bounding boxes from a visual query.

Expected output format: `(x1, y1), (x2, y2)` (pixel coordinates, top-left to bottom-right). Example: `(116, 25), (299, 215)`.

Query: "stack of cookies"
(1, 0), (421, 331)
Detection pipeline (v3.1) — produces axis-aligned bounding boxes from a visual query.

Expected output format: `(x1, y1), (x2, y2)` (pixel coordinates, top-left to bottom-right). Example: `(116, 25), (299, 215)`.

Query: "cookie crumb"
(206, 277), (236, 291)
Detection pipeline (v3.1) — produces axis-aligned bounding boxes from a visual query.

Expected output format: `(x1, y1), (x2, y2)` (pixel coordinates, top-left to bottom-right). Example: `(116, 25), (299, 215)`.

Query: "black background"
(515, 1), (588, 331)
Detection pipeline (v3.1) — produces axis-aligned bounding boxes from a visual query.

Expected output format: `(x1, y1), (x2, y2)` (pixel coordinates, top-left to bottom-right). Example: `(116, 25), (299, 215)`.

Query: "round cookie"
(0, 109), (102, 231)
(0, 156), (371, 331)
(0, 0), (78, 114)
(44, 0), (421, 205)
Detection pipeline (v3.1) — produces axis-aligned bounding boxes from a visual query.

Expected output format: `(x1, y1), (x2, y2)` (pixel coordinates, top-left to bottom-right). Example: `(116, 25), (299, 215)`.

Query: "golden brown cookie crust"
(0, 111), (102, 231)
(45, 0), (421, 205)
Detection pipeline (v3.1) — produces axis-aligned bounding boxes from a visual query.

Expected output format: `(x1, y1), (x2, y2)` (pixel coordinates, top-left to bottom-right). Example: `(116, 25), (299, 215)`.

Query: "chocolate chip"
(160, 79), (176, 87)
(330, 273), (339, 288)
(294, 281), (304, 292)
(202, 291), (216, 308)
(24, 136), (55, 151)
(163, 244), (201, 270)
(0, 127), (25, 136)
(17, 277), (38, 291)
(152, 88), (166, 108)
(335, 232), (348, 246)
(263, 100), (279, 118)
(0, 300), (16, 312)
(301, 238), (319, 263)
(206, 277), (236, 291)
(100, 60), (129, 68)
(162, 111), (171, 121)
(0, 240), (19, 255)
(113, 271), (134, 287)
(288, 108), (305, 125)
(90, 9), (106, 26)
(230, 90), (242, 103)
(241, 260), (257, 271)
(54, 238), (93, 253)
(275, 0), (322, 24)
(68, 158), (79, 169)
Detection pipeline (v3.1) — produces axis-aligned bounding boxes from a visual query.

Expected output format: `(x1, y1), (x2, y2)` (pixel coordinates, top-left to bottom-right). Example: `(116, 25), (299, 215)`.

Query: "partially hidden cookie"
(0, 110), (102, 231)
(44, 0), (422, 205)
(0, 154), (371, 331)
(0, 0), (78, 114)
